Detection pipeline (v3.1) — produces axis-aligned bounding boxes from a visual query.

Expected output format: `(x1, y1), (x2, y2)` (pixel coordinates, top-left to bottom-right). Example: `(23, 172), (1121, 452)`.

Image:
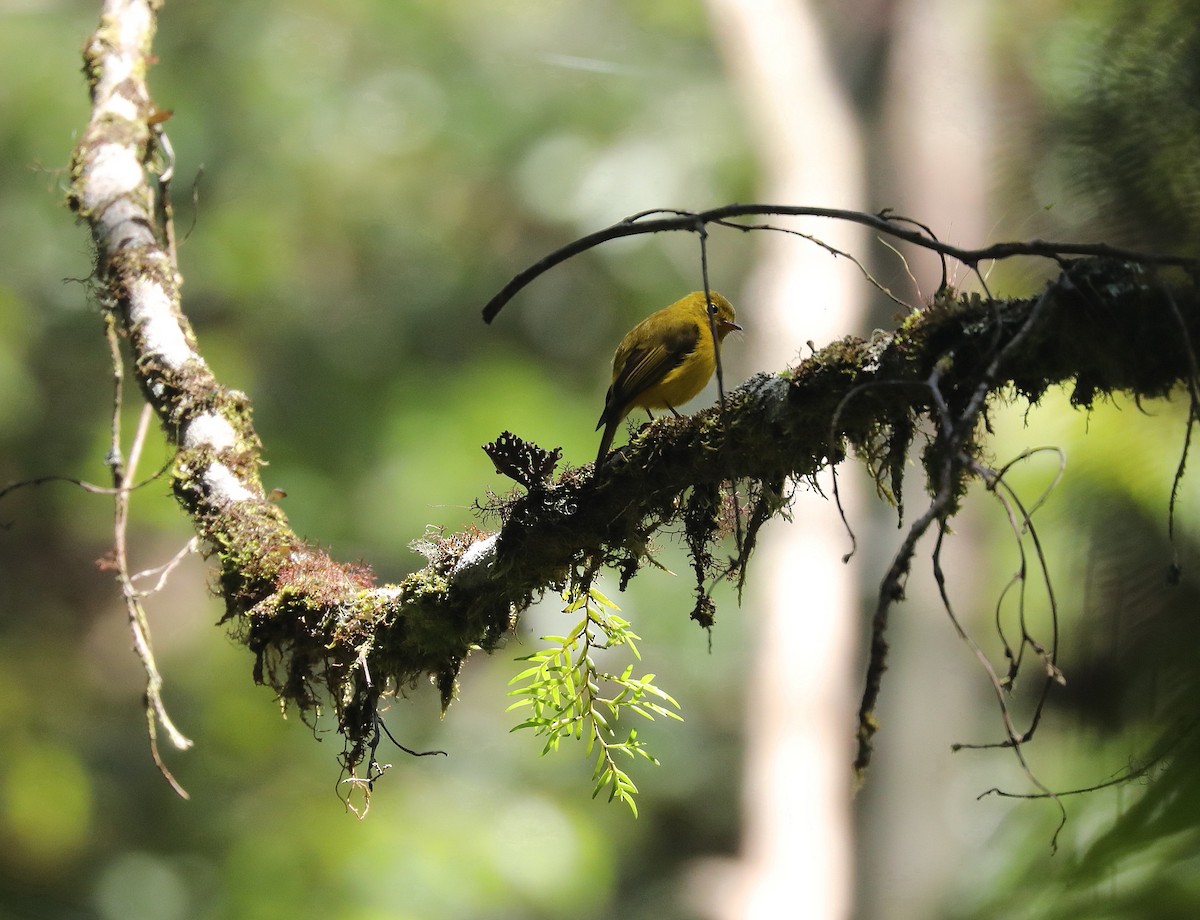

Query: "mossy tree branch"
(67, 0), (1200, 799)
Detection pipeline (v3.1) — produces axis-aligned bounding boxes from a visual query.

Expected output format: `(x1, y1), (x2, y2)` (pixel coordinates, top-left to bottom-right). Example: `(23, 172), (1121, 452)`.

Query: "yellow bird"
(595, 291), (741, 465)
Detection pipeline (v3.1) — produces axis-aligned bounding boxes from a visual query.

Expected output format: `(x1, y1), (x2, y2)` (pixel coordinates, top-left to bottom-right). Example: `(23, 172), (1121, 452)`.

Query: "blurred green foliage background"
(2, 3), (755, 919)
(2, 0), (1200, 918)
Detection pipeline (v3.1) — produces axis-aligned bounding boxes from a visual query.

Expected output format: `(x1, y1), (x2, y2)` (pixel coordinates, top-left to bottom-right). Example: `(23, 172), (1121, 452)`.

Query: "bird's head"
(695, 291), (741, 339)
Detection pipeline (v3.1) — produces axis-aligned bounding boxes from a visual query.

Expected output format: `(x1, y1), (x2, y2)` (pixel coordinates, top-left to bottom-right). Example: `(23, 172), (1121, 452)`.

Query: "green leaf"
(589, 587), (619, 610)
(510, 717), (551, 732)
(564, 590), (590, 612)
(645, 703), (684, 722)
(507, 575), (683, 818)
(643, 684), (681, 707)
(592, 767), (612, 797)
(633, 747), (661, 765)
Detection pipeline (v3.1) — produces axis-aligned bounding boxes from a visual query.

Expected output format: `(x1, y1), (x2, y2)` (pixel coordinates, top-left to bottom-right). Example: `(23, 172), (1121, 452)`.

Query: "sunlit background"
(2, 1), (1199, 918)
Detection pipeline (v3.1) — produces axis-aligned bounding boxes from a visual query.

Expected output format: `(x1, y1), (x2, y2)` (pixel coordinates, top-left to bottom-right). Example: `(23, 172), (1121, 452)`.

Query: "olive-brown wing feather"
(596, 321), (700, 429)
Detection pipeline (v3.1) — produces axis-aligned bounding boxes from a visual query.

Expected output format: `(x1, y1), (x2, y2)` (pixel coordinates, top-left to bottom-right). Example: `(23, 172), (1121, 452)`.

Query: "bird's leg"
(668, 405), (682, 418)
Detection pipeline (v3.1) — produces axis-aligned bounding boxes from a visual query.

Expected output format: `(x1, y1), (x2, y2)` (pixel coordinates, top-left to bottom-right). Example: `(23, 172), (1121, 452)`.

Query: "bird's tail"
(595, 417), (618, 467)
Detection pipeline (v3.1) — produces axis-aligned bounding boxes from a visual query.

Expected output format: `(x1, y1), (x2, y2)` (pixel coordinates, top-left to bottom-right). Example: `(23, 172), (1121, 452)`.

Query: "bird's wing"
(597, 321), (700, 427)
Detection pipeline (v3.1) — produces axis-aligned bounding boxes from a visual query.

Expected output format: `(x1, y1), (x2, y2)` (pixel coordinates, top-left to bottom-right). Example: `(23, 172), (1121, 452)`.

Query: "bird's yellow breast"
(629, 335), (717, 411)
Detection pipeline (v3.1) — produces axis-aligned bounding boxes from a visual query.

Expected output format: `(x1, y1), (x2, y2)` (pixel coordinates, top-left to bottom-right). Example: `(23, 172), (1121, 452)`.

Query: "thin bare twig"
(930, 524), (1068, 848)
(707, 216), (919, 313)
(130, 536), (199, 597)
(854, 285), (1059, 779)
(1160, 279), (1200, 581)
(482, 205), (1197, 323)
(105, 319), (193, 799)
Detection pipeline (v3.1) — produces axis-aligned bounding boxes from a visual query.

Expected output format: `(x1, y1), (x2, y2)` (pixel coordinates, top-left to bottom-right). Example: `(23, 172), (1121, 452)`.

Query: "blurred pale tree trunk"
(705, 0), (995, 915)
(705, 0), (868, 917)
(880, 0), (995, 283)
(858, 2), (996, 918)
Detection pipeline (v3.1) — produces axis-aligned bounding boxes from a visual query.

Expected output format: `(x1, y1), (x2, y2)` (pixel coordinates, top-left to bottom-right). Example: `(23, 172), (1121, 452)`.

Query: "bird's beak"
(721, 319), (742, 332)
